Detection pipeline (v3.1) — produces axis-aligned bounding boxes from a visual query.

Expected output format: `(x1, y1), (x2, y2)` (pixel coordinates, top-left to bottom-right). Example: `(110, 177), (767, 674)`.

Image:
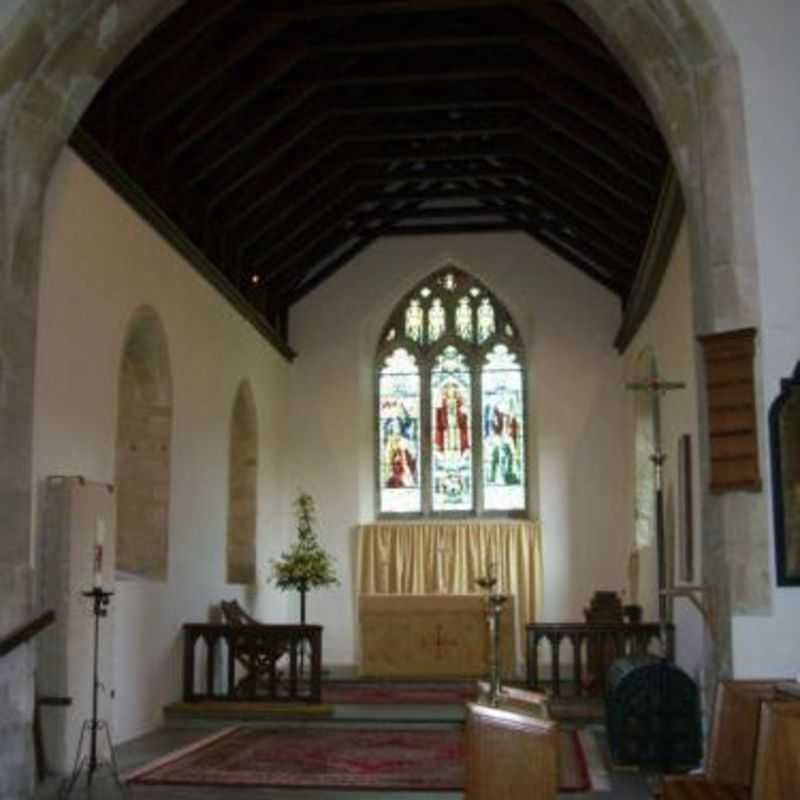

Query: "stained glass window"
(477, 297), (496, 343)
(482, 345), (525, 510)
(405, 299), (423, 342)
(439, 272), (457, 292)
(379, 348), (421, 513)
(456, 297), (473, 342)
(376, 267), (526, 516)
(428, 297), (446, 343)
(432, 347), (472, 511)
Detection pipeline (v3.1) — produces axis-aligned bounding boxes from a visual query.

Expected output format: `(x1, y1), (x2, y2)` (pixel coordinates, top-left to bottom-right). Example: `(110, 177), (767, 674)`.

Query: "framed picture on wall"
(769, 361), (800, 586)
(677, 434), (694, 583)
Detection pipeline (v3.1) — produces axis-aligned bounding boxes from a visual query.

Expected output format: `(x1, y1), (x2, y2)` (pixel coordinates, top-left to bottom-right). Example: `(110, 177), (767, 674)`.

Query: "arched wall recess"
(114, 305), (173, 580)
(227, 380), (258, 585)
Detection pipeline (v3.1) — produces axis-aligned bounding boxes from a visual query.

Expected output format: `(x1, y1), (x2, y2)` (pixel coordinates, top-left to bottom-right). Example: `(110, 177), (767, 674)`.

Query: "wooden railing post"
(182, 626), (195, 702)
(525, 621), (675, 698)
(181, 622), (323, 704)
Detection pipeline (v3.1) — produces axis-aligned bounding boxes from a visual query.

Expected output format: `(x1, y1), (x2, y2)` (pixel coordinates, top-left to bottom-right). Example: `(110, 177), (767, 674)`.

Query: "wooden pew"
(751, 700), (800, 800)
(664, 680), (799, 800)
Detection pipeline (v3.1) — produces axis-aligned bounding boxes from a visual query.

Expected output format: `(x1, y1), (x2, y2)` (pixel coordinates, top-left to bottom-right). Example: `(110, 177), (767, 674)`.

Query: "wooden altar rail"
(525, 622), (674, 697)
(182, 623), (322, 703)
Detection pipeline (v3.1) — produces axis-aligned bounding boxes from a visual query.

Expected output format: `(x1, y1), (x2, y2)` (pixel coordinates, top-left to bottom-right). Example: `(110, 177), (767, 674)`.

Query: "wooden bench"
(664, 680), (800, 800)
(750, 699), (800, 799)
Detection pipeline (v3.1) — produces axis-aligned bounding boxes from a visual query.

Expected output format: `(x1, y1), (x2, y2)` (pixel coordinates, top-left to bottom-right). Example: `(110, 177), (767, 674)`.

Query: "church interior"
(2, 2), (800, 799)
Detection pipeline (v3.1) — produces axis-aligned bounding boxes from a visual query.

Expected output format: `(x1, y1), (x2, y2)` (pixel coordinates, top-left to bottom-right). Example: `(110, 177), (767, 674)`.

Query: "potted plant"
(270, 492), (339, 624)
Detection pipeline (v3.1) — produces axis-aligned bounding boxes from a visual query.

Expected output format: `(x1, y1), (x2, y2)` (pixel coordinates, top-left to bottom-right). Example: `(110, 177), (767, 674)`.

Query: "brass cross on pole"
(626, 378), (686, 464)
(626, 376), (685, 646)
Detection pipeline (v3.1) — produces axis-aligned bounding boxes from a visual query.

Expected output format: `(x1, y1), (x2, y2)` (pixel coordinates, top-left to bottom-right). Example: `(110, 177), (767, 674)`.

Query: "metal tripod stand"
(60, 588), (124, 798)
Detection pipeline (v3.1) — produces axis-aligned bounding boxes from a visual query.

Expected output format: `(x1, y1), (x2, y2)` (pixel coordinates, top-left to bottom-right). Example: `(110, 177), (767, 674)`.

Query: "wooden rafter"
(72, 0), (677, 353)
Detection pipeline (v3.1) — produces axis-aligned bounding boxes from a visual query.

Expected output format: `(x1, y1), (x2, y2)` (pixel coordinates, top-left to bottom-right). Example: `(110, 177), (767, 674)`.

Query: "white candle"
(94, 518), (105, 588)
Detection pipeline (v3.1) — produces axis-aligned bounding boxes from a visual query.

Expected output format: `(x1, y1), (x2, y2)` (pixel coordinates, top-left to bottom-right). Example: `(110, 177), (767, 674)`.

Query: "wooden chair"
(220, 599), (287, 697)
(220, 598), (259, 627)
(583, 591), (623, 694)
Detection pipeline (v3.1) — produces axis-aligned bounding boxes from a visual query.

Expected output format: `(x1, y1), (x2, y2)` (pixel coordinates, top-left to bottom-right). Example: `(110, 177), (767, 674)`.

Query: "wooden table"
(359, 594), (515, 678)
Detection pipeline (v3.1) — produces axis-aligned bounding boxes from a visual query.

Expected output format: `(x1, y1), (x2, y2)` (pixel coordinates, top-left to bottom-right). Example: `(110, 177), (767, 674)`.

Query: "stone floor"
(35, 683), (657, 800)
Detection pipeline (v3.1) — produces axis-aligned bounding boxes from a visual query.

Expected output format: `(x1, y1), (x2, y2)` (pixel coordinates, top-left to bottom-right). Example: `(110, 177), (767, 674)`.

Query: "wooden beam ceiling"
(72, 0), (677, 353)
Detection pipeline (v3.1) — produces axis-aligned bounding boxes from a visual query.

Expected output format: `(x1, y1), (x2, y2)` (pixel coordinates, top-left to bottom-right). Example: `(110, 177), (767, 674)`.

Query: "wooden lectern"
(465, 689), (558, 800)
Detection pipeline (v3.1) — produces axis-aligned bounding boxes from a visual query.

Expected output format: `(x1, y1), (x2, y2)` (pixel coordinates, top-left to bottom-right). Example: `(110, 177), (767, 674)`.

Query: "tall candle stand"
(476, 567), (508, 706)
(60, 587), (124, 798)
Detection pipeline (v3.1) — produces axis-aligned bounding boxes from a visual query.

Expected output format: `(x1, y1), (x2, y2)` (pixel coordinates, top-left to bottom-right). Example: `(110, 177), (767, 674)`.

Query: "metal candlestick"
(60, 588), (124, 798)
(476, 568), (507, 706)
(485, 591), (508, 705)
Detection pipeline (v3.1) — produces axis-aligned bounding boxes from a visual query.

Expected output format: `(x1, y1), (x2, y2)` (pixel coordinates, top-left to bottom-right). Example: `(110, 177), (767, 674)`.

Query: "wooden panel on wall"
(698, 328), (761, 492)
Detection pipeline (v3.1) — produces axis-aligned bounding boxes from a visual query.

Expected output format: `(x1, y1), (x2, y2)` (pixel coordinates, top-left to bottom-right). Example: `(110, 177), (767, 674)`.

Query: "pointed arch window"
(376, 268), (527, 516)
(633, 349), (658, 547)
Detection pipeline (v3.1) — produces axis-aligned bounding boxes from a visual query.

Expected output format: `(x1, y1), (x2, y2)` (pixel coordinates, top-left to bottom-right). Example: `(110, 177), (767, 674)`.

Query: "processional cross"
(626, 376), (685, 642)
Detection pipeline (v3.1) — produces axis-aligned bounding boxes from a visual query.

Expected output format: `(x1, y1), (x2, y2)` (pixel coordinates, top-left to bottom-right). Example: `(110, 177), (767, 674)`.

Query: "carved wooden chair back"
(220, 599), (259, 627)
(220, 599), (286, 697)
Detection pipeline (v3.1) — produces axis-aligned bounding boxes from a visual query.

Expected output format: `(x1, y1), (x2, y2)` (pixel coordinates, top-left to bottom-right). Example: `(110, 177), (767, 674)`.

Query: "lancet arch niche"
(114, 306), (173, 580)
(227, 380), (258, 585)
(0, 7), (766, 779)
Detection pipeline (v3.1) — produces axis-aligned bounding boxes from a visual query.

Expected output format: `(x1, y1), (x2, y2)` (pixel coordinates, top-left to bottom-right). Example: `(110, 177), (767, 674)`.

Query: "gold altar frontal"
(358, 594), (515, 678)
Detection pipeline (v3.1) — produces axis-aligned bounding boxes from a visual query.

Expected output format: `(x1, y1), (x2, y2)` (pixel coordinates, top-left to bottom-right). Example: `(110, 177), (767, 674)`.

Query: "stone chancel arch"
(227, 380), (258, 585)
(0, 1), (773, 793)
(114, 306), (173, 580)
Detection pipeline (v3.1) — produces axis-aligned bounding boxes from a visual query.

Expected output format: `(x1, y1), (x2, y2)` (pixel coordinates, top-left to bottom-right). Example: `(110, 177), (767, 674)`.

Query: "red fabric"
(127, 725), (592, 792)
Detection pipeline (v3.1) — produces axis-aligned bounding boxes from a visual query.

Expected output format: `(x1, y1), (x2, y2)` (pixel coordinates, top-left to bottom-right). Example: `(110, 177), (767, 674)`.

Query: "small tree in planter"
(270, 492), (338, 624)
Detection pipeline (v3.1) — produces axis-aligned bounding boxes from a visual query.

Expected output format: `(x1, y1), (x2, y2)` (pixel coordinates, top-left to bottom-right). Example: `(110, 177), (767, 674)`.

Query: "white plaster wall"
(622, 224), (705, 686)
(287, 232), (629, 667)
(33, 149), (292, 746)
(706, 0), (800, 678)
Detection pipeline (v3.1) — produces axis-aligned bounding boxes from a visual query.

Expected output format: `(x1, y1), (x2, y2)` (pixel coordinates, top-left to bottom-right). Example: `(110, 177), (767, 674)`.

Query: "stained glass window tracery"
(477, 298), (496, 343)
(376, 267), (526, 516)
(428, 298), (446, 343)
(456, 297), (473, 342)
(405, 299), (423, 342)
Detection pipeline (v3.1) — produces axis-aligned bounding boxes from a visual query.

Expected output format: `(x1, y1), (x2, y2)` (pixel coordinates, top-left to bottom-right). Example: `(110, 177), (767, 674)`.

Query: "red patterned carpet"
(126, 725), (591, 792)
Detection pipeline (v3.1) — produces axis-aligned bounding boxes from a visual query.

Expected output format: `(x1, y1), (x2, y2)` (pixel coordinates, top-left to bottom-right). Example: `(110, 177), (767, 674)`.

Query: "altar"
(359, 593), (515, 678)
(356, 519), (541, 677)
